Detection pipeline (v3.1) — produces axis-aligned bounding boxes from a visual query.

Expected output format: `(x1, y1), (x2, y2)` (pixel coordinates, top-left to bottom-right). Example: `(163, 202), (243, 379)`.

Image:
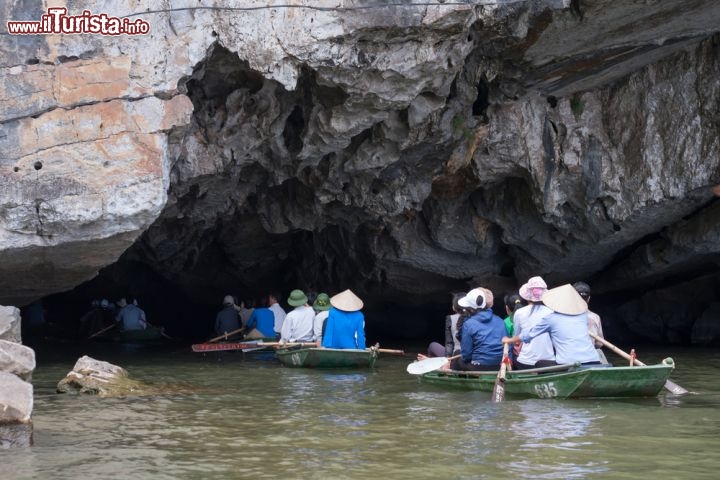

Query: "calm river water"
(3, 342), (719, 479)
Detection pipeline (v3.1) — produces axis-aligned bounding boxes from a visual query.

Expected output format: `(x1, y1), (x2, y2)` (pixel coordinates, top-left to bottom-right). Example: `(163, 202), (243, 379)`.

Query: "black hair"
(572, 281), (591, 298)
(504, 292), (525, 313)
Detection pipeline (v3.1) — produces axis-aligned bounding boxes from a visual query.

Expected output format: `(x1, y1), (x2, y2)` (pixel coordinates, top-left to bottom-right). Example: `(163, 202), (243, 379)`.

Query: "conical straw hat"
(330, 289), (364, 312)
(541, 284), (588, 315)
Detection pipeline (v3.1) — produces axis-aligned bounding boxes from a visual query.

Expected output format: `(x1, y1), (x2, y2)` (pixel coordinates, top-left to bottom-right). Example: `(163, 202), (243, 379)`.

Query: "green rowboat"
(276, 347), (379, 369)
(109, 326), (167, 344)
(419, 359), (676, 399)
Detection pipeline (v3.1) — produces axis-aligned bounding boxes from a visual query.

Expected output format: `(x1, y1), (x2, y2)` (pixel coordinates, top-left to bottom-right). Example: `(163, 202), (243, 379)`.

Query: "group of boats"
(190, 338), (686, 400)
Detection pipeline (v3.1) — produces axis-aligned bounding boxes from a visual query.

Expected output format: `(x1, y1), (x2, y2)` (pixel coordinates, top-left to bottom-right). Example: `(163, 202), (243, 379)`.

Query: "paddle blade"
(407, 356), (450, 375)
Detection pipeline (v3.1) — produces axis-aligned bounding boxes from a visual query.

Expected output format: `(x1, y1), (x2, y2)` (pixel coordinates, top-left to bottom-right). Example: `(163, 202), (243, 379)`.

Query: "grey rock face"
(1, 1), (720, 341)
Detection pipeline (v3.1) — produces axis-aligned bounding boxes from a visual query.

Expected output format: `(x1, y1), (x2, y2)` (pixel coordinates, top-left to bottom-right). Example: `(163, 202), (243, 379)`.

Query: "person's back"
(267, 293), (286, 336)
(512, 284), (600, 365)
(245, 307), (275, 338)
(215, 306), (240, 336)
(535, 310), (599, 364)
(460, 309), (506, 367)
(320, 290), (366, 350)
(321, 308), (365, 349)
(116, 303), (146, 331)
(513, 304), (555, 368)
(281, 305), (316, 343)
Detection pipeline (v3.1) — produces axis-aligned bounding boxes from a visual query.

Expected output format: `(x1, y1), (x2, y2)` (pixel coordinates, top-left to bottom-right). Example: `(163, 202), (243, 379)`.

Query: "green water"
(3, 343), (719, 479)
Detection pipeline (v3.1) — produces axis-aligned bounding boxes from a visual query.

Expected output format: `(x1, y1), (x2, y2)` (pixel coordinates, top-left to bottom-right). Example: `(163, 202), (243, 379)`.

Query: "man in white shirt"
(268, 292), (286, 338)
(280, 289), (315, 343)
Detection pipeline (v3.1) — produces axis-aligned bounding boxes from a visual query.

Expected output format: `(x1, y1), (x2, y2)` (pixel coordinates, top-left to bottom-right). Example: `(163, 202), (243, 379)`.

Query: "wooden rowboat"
(418, 359), (676, 399)
(275, 347), (379, 369)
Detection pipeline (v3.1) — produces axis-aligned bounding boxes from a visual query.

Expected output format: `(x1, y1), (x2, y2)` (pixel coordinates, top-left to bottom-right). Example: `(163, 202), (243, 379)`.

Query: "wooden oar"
(372, 348), (404, 355)
(406, 354), (460, 375)
(204, 327), (246, 344)
(87, 323), (116, 339)
(491, 343), (510, 403)
(590, 333), (689, 395)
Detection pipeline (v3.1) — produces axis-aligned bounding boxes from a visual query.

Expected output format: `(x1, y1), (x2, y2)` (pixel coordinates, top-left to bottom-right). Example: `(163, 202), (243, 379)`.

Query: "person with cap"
(450, 287), (507, 371)
(280, 289), (316, 343)
(267, 292), (287, 339)
(502, 284), (601, 366)
(214, 295), (241, 339)
(312, 293), (332, 345)
(321, 289), (366, 350)
(572, 281), (604, 348)
(243, 297), (275, 339)
(512, 276), (556, 369)
(115, 297), (147, 331)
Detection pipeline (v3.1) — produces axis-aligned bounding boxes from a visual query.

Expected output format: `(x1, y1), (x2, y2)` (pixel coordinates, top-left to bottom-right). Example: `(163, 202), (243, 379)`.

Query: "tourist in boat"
(572, 281), (604, 346)
(234, 298), (254, 330)
(418, 292), (466, 360)
(513, 276), (556, 369)
(214, 295), (241, 339)
(573, 281), (608, 363)
(503, 292), (525, 336)
(280, 289), (316, 343)
(502, 284), (601, 366)
(243, 297), (275, 339)
(268, 292), (286, 339)
(312, 292), (332, 345)
(321, 289), (366, 350)
(115, 297), (147, 331)
(450, 287), (506, 371)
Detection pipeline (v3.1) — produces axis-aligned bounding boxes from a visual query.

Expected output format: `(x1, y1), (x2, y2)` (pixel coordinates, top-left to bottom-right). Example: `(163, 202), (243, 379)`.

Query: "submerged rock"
(56, 355), (145, 396)
(0, 423), (33, 449)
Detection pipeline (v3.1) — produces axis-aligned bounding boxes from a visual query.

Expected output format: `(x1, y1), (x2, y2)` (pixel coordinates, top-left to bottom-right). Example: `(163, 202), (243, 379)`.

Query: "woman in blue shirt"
(321, 289), (366, 350)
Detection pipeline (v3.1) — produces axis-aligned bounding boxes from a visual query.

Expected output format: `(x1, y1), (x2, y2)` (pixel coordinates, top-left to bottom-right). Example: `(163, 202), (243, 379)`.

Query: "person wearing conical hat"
(502, 284), (601, 366)
(320, 289), (366, 350)
(312, 293), (332, 345)
(280, 289), (316, 343)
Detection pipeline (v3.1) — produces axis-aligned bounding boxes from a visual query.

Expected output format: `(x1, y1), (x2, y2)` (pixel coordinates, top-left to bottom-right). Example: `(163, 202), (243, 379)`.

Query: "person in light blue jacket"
(321, 289), (366, 350)
(503, 284), (600, 366)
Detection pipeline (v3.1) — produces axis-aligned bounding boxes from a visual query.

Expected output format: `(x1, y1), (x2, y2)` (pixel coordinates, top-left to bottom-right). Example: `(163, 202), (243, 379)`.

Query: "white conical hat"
(330, 289), (364, 312)
(541, 284), (588, 315)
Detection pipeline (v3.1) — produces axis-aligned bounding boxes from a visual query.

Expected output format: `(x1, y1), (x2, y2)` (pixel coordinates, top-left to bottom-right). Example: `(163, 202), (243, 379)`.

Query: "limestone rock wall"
(1, 1), (720, 342)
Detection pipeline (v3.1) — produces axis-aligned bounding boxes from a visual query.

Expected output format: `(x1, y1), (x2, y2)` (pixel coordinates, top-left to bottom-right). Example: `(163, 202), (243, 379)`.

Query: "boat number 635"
(534, 382), (558, 398)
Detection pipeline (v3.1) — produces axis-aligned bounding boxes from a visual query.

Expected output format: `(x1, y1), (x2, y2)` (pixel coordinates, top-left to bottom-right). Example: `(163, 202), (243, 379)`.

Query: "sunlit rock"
(56, 355), (144, 396)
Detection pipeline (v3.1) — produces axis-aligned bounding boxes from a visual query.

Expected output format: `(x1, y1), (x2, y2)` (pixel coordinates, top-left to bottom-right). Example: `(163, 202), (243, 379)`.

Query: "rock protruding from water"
(57, 356), (144, 396)
(0, 305), (35, 427)
(0, 371), (33, 424)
